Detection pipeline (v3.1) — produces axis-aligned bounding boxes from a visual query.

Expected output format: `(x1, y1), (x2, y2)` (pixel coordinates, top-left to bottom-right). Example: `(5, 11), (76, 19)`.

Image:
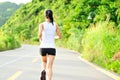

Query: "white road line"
(0, 57), (23, 68)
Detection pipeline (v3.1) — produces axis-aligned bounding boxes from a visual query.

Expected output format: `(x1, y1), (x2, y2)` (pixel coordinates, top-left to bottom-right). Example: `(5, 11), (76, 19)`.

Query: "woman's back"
(40, 22), (56, 48)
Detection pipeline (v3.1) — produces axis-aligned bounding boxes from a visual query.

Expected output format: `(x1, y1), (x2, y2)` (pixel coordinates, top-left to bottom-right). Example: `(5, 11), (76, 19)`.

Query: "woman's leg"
(46, 55), (55, 80)
(41, 56), (47, 70)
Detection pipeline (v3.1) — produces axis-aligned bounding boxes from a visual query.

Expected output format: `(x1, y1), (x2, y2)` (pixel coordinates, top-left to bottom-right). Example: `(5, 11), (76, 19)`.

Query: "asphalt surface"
(0, 44), (116, 80)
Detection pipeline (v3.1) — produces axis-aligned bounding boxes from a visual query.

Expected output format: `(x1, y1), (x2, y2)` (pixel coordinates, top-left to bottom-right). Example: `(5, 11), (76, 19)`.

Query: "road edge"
(78, 56), (120, 80)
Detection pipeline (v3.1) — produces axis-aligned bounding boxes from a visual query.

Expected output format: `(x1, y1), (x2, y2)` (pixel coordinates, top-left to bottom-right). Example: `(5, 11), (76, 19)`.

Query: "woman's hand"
(54, 36), (59, 39)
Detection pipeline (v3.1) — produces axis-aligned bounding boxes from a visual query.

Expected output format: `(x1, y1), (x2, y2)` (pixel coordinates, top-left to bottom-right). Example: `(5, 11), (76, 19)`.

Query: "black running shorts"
(40, 48), (56, 56)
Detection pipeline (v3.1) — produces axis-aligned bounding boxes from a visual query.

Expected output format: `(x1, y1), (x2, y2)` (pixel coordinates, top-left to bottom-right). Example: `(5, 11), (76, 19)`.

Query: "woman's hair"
(45, 9), (54, 25)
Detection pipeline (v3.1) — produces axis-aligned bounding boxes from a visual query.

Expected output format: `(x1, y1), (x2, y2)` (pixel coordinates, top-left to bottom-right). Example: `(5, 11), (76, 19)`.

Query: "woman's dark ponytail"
(45, 9), (54, 25)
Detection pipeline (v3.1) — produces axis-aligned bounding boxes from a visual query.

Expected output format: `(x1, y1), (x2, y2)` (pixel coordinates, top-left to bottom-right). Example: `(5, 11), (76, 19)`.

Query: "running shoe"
(40, 70), (46, 80)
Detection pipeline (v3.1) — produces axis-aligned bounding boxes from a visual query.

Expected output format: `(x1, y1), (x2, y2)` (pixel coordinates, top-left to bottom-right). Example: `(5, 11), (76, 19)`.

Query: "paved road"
(0, 44), (117, 80)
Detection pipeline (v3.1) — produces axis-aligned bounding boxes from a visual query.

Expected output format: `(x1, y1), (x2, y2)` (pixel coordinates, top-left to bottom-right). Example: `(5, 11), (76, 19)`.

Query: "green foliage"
(107, 60), (120, 74)
(0, 2), (21, 27)
(81, 22), (120, 72)
(0, 31), (21, 51)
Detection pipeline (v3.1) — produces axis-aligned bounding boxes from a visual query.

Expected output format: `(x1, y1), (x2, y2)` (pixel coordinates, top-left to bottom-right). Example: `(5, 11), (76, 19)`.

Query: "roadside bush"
(81, 21), (120, 74)
(0, 31), (21, 51)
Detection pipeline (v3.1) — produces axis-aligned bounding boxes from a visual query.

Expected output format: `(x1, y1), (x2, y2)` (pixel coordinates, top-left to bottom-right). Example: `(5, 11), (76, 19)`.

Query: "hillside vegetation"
(0, 2), (21, 27)
(0, 2), (21, 50)
(1, 0), (120, 74)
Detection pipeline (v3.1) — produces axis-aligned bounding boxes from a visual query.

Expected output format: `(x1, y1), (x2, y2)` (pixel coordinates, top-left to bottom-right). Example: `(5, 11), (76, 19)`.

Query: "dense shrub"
(0, 31), (21, 51)
(81, 22), (120, 73)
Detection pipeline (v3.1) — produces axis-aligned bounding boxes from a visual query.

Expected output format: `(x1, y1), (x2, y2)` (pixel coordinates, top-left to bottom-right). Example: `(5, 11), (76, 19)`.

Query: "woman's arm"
(55, 23), (61, 39)
(38, 23), (43, 42)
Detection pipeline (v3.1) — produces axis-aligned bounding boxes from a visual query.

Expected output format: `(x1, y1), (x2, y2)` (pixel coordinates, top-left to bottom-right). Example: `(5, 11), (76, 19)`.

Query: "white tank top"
(40, 22), (56, 48)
